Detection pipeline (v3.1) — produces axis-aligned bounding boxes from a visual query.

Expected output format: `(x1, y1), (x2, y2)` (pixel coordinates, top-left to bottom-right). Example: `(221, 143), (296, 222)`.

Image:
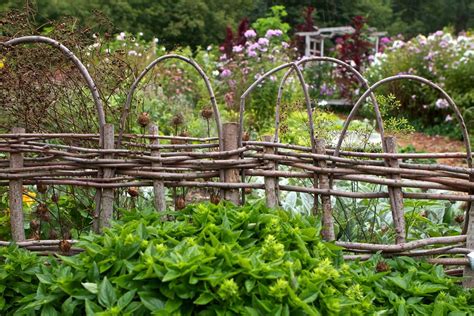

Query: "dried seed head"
(210, 194), (220, 205)
(242, 131), (250, 142)
(49, 229), (58, 240)
(51, 193), (59, 203)
(179, 131), (189, 138)
(244, 187), (253, 194)
(37, 203), (48, 214)
(137, 112), (151, 127)
(175, 196), (186, 210)
(171, 113), (184, 126)
(127, 187), (139, 197)
(376, 261), (390, 273)
(37, 183), (48, 194)
(201, 107), (213, 119)
(59, 240), (72, 253)
(455, 215), (465, 223)
(30, 219), (40, 230)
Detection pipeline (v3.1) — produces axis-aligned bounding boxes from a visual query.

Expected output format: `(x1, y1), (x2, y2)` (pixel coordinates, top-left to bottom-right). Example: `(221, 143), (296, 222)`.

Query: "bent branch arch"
(1, 36), (106, 138)
(118, 54), (222, 149)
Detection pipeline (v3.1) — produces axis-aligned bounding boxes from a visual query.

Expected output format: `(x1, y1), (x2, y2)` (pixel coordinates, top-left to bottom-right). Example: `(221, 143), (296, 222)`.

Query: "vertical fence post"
(100, 124), (115, 230)
(315, 139), (334, 241)
(463, 201), (474, 287)
(9, 127), (26, 242)
(150, 124), (166, 211)
(263, 135), (278, 208)
(223, 123), (240, 205)
(384, 136), (406, 244)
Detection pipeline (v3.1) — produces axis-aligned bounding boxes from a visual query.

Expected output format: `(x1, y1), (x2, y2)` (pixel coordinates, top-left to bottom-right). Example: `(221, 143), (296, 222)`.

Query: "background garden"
(1, 0), (474, 314)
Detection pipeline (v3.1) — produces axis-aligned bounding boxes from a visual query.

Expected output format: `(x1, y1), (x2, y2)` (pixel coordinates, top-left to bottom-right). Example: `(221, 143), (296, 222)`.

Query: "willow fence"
(1, 36), (474, 287)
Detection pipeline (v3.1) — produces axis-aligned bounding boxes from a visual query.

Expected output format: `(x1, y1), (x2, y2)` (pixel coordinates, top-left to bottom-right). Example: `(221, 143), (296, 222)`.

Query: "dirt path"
(397, 132), (465, 166)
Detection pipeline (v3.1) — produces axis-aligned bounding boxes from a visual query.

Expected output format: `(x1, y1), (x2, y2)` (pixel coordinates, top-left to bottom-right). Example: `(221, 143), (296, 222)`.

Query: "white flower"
(435, 98), (449, 109)
(116, 32), (126, 41)
(138, 32), (144, 36)
(318, 100), (328, 106)
(207, 45), (212, 51)
(445, 114), (453, 122)
(128, 50), (138, 56)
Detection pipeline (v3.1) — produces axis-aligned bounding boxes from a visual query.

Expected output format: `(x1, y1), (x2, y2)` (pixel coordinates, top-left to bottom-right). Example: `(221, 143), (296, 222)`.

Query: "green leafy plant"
(1, 202), (473, 315)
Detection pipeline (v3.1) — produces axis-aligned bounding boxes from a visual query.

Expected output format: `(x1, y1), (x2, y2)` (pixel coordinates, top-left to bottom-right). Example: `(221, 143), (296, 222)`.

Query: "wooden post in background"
(463, 201), (474, 287)
(384, 136), (406, 244)
(223, 123), (240, 204)
(315, 139), (334, 241)
(150, 124), (166, 211)
(263, 135), (278, 208)
(100, 124), (115, 230)
(9, 127), (26, 242)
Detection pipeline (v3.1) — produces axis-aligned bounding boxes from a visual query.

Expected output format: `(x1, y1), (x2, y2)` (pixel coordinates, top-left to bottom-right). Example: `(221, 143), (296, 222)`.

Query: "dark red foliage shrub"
(221, 18), (250, 58)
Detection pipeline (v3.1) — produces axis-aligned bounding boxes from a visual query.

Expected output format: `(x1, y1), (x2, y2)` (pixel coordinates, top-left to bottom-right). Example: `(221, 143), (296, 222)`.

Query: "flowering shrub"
(366, 30), (474, 138)
(216, 26), (299, 132)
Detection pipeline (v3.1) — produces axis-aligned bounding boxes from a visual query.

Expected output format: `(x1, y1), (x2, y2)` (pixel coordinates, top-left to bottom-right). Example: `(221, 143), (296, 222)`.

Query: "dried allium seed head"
(30, 219), (40, 230)
(49, 229), (58, 240)
(37, 183), (48, 194)
(127, 187), (139, 197)
(51, 194), (59, 203)
(179, 131), (190, 138)
(376, 261), (390, 273)
(201, 107), (213, 119)
(242, 132), (250, 142)
(210, 194), (220, 205)
(171, 113), (184, 126)
(59, 240), (72, 253)
(175, 196), (186, 210)
(244, 187), (253, 194)
(455, 215), (465, 223)
(37, 203), (48, 214)
(137, 112), (151, 127)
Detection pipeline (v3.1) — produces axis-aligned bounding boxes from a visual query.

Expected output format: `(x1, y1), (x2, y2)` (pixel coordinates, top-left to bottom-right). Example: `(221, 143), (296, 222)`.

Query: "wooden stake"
(263, 135), (278, 208)
(223, 123), (240, 204)
(100, 124), (115, 230)
(384, 136), (406, 244)
(315, 139), (334, 241)
(150, 124), (166, 211)
(9, 127), (25, 242)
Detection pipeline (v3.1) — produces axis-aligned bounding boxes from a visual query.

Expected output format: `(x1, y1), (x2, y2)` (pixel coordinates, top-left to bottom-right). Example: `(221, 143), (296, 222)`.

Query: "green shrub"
(1, 202), (473, 315)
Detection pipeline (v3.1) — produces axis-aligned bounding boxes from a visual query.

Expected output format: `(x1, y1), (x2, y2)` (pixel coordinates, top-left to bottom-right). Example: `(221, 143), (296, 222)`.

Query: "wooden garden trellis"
(1, 36), (474, 287)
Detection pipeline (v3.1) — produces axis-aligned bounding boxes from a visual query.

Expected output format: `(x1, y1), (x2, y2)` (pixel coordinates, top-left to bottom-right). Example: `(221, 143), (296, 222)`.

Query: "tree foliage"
(1, 0), (472, 49)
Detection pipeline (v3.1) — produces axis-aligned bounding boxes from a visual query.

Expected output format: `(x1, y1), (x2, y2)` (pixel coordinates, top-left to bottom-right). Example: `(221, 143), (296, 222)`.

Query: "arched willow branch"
(333, 74), (472, 168)
(239, 62), (315, 150)
(1, 36), (106, 143)
(275, 56), (386, 152)
(118, 54), (222, 149)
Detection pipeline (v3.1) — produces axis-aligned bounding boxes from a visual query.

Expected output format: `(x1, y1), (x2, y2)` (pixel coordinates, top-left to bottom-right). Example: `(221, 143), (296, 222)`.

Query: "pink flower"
(244, 29), (257, 38)
(219, 54), (227, 61)
(445, 115), (453, 122)
(232, 45), (243, 53)
(265, 29), (283, 38)
(257, 38), (269, 46)
(380, 37), (391, 44)
(247, 49), (257, 57)
(281, 41), (289, 48)
(220, 69), (232, 78)
(435, 30), (444, 36)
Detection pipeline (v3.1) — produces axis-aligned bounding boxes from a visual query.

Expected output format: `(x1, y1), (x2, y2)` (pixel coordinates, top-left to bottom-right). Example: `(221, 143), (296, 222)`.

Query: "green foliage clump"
(1, 202), (474, 315)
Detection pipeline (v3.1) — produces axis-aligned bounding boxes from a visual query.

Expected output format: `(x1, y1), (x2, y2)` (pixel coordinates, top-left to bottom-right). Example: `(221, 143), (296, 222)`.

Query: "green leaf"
(194, 293), (214, 305)
(98, 277), (117, 308)
(138, 291), (165, 312)
(117, 290), (136, 309)
(82, 282), (98, 294)
(163, 269), (181, 282)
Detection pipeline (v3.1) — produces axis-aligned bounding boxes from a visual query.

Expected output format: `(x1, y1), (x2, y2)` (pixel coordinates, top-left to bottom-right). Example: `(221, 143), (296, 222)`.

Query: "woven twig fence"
(1, 36), (474, 287)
